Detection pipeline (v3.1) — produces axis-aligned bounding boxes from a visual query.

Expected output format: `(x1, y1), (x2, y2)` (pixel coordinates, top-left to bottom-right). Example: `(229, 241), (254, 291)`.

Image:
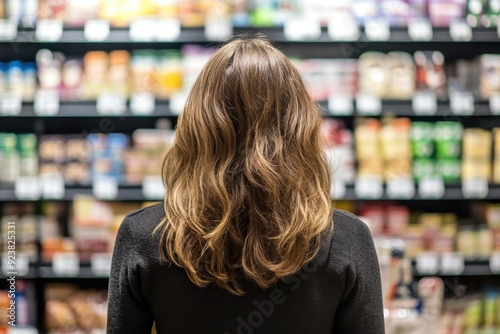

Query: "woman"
(107, 36), (384, 334)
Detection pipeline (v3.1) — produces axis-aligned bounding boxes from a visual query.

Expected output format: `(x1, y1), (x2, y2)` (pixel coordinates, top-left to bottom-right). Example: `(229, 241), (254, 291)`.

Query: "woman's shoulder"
(119, 203), (165, 241)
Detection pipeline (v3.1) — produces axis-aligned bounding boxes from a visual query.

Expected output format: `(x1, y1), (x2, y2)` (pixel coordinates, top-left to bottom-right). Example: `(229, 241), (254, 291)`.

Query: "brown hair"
(156, 35), (333, 295)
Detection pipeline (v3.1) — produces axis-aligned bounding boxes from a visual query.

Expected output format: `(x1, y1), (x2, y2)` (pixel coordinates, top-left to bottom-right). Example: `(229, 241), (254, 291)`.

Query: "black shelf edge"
(0, 99), (495, 118)
(1, 261), (496, 279)
(412, 260), (498, 277)
(4, 26), (500, 44)
(3, 183), (500, 201)
(320, 99), (494, 117)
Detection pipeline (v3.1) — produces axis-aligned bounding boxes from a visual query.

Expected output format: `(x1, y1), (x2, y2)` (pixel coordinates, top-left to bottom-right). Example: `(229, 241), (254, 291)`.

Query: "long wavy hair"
(157, 35), (333, 296)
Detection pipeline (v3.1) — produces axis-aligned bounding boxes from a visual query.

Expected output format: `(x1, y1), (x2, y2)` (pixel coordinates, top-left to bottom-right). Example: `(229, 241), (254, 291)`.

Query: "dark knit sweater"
(107, 203), (385, 334)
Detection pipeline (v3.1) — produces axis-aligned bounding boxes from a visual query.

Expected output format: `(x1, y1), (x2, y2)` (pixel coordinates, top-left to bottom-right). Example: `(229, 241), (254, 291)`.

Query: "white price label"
(450, 91), (475, 115)
(169, 91), (189, 115)
(416, 252), (439, 275)
(84, 20), (110, 41)
(142, 175), (165, 200)
(489, 93), (500, 115)
(155, 18), (181, 41)
(331, 180), (346, 200)
(355, 176), (383, 199)
(34, 89), (59, 116)
(52, 253), (79, 277)
(36, 19), (63, 41)
(408, 19), (433, 41)
(490, 252), (500, 273)
(129, 19), (156, 41)
(412, 90), (438, 115)
(15, 177), (41, 200)
(93, 176), (118, 200)
(356, 93), (382, 115)
(2, 252), (29, 276)
(440, 252), (464, 275)
(387, 176), (415, 199)
(91, 253), (112, 277)
(204, 18), (233, 41)
(365, 18), (390, 41)
(0, 92), (22, 116)
(462, 178), (489, 199)
(0, 20), (17, 40)
(130, 91), (155, 115)
(284, 18), (321, 41)
(41, 173), (65, 199)
(418, 176), (445, 199)
(97, 92), (127, 115)
(449, 20), (473, 41)
(328, 94), (353, 115)
(328, 16), (360, 41)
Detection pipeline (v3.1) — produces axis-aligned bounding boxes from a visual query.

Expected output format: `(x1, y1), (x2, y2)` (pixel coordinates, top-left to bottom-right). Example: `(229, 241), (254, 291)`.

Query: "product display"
(1, 0), (500, 332)
(45, 284), (107, 334)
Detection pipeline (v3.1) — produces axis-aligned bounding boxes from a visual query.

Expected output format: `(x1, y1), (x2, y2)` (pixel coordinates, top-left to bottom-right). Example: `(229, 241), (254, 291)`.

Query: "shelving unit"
(2, 4), (500, 332)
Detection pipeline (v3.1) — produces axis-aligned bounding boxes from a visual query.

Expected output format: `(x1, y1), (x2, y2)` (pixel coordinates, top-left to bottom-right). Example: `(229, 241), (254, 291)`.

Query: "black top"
(107, 203), (385, 334)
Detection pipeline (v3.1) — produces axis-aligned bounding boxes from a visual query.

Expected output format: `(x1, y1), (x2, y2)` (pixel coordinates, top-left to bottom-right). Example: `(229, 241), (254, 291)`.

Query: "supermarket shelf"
(3, 183), (500, 201)
(412, 260), (498, 277)
(0, 99), (496, 118)
(0, 267), (39, 280)
(0, 100), (171, 118)
(38, 264), (109, 279)
(319, 99), (494, 117)
(5, 26), (500, 44)
(1, 261), (497, 279)
(0, 184), (155, 201)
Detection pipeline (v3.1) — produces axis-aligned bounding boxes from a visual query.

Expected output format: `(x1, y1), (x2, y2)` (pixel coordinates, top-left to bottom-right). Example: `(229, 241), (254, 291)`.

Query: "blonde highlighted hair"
(157, 35), (333, 295)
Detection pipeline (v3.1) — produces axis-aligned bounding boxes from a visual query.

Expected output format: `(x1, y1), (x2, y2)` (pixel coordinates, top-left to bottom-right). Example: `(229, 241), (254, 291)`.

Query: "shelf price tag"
(41, 173), (65, 200)
(155, 18), (181, 41)
(450, 91), (475, 115)
(169, 91), (189, 115)
(0, 20), (17, 40)
(0, 92), (22, 116)
(412, 90), (438, 115)
(2, 252), (29, 276)
(129, 19), (156, 41)
(328, 16), (360, 41)
(440, 252), (464, 275)
(34, 89), (59, 116)
(328, 94), (353, 115)
(15, 177), (41, 200)
(52, 253), (79, 277)
(284, 17), (321, 41)
(97, 91), (126, 115)
(489, 93), (500, 115)
(36, 19), (63, 41)
(365, 18), (390, 41)
(84, 19), (110, 41)
(356, 93), (382, 115)
(130, 91), (155, 115)
(205, 18), (233, 41)
(91, 253), (112, 277)
(331, 180), (346, 200)
(449, 20), (473, 41)
(408, 19), (433, 41)
(418, 175), (445, 199)
(355, 175), (383, 199)
(462, 178), (488, 199)
(93, 176), (118, 200)
(490, 251), (500, 273)
(142, 175), (165, 200)
(416, 252), (439, 275)
(387, 176), (415, 199)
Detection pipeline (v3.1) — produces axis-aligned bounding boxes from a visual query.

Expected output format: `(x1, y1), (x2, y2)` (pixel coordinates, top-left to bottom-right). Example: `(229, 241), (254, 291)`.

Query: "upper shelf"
(0, 98), (497, 119)
(3, 26), (500, 44)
